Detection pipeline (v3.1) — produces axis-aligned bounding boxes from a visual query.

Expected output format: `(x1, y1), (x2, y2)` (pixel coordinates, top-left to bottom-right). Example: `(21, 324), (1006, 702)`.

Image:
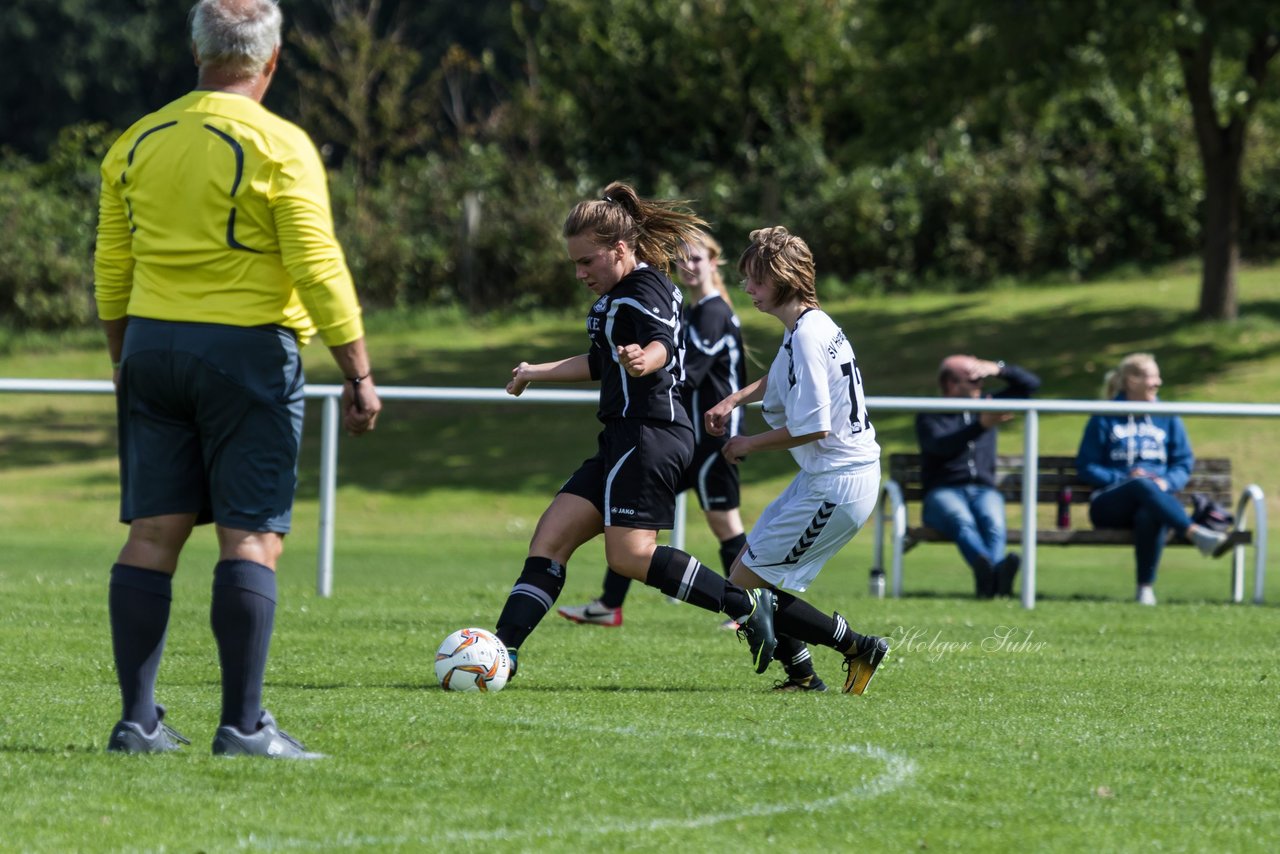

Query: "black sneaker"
(106, 705), (190, 754)
(736, 588), (777, 674)
(842, 637), (890, 695)
(506, 648), (519, 681)
(772, 674), (828, 692)
(212, 710), (324, 760)
(995, 553), (1021, 598)
(971, 562), (996, 599)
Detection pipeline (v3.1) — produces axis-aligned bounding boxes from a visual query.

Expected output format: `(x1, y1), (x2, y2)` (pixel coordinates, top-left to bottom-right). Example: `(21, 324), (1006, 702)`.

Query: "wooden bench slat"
(890, 454), (1237, 506)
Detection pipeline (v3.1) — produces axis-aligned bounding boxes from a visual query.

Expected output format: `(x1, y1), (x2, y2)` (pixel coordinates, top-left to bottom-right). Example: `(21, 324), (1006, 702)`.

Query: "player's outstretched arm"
(507, 354), (592, 396)
(705, 376), (766, 436)
(722, 426), (828, 463)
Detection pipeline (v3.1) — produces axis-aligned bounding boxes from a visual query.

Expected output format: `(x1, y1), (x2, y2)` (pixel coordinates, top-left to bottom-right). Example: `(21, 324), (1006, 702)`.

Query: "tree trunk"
(1177, 33), (1244, 322)
(1196, 141), (1242, 321)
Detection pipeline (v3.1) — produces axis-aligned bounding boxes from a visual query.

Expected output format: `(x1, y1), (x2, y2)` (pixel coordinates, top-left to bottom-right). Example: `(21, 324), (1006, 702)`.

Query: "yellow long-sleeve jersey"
(94, 90), (363, 347)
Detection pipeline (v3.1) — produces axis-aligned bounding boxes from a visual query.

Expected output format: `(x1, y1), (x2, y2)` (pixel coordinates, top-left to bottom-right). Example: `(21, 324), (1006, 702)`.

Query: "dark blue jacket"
(1075, 396), (1194, 495)
(915, 363), (1041, 493)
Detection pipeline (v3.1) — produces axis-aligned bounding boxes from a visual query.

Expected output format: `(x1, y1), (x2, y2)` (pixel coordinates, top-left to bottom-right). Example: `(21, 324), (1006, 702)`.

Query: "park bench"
(870, 453), (1267, 604)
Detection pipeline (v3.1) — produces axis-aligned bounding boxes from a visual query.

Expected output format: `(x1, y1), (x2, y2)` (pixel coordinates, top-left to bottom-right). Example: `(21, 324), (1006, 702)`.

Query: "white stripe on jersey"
(602, 445), (636, 526)
(687, 334), (742, 441)
(606, 296), (680, 420)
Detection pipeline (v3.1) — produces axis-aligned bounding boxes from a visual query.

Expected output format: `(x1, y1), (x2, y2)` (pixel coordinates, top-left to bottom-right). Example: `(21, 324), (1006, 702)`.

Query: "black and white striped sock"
(496, 556), (566, 650)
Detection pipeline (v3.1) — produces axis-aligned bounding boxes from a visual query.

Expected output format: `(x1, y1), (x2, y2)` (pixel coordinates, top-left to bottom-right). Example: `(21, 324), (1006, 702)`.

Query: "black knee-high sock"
(772, 590), (869, 654)
(775, 635), (819, 681)
(599, 568), (632, 609)
(109, 563), (173, 730)
(495, 557), (566, 650)
(717, 533), (748, 578)
(644, 546), (752, 617)
(210, 560), (277, 732)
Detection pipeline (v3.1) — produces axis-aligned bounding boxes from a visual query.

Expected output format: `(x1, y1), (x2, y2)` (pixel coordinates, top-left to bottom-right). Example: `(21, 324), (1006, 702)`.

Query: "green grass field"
(2, 264), (1278, 852)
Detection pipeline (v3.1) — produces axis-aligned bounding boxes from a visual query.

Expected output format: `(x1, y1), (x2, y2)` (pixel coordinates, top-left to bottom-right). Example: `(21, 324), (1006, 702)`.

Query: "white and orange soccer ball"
(434, 627), (511, 693)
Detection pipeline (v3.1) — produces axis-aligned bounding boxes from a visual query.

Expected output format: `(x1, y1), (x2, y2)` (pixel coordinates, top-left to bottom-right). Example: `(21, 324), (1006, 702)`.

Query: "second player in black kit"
(494, 183), (776, 681)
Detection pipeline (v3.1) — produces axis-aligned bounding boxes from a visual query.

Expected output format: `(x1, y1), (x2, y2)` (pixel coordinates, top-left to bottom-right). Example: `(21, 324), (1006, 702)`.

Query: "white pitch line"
(239, 719), (916, 851)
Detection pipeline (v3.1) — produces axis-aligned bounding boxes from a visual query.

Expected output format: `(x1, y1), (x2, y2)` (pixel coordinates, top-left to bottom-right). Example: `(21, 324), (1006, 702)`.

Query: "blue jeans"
(1088, 478), (1192, 585)
(922, 485), (1007, 572)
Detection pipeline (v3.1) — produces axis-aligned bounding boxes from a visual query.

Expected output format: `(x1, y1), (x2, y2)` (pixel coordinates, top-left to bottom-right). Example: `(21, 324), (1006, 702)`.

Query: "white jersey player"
(705, 226), (888, 695)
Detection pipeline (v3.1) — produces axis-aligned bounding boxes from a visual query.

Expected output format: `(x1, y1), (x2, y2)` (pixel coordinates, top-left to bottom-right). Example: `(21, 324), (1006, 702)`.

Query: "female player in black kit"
(556, 231), (749, 631)
(495, 184), (776, 680)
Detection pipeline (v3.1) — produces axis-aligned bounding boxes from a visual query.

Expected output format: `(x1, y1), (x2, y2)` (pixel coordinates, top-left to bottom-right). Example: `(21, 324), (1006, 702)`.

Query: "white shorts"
(743, 460), (881, 592)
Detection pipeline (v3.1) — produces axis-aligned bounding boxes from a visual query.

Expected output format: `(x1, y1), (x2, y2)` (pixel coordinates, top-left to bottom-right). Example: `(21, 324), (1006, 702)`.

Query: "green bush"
(330, 145), (579, 314)
(0, 123), (109, 329)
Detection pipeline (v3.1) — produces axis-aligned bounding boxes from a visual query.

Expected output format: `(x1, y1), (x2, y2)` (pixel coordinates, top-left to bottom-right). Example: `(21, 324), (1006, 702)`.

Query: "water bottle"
(1056, 486), (1072, 529)
(868, 568), (886, 598)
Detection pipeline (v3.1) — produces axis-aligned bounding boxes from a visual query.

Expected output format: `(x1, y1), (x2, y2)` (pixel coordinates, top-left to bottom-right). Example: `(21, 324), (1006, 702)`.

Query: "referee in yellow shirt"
(94, 0), (381, 759)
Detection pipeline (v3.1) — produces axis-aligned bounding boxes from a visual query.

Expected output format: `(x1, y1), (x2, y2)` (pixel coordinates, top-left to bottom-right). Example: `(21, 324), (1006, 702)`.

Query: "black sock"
(109, 563), (173, 730)
(496, 557), (566, 650)
(717, 533), (747, 578)
(776, 635), (819, 682)
(599, 568), (632, 609)
(643, 546), (752, 617)
(772, 590), (866, 654)
(210, 560), (277, 732)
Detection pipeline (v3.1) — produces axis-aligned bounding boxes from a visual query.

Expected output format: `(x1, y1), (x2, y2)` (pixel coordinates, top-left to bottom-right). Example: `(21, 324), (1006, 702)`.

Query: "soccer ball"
(434, 627), (511, 693)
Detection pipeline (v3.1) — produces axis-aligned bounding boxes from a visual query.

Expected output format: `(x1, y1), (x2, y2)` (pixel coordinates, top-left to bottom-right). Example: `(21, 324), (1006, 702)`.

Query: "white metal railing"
(3, 379), (1275, 606)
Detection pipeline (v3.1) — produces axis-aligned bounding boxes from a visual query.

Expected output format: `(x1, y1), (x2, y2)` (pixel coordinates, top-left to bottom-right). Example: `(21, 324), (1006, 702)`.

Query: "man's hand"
(342, 377), (381, 435)
(967, 358), (1004, 382)
(979, 411), (1014, 429)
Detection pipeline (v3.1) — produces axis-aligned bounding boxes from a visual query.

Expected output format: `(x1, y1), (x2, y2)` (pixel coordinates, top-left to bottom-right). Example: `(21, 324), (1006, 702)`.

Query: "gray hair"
(190, 0), (282, 79)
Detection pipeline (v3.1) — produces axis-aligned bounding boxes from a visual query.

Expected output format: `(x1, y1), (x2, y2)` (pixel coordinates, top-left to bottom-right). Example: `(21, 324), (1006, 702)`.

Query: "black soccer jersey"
(682, 293), (746, 442)
(585, 264), (691, 426)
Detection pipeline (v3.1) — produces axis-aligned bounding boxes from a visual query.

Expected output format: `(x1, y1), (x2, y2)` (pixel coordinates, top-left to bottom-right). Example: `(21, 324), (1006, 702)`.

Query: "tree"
(860, 0), (1280, 320)
(1172, 3), (1280, 319)
(0, 0), (189, 155)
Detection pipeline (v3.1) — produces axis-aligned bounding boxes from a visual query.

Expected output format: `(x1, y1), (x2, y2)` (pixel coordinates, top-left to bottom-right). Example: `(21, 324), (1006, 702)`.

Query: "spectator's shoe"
(971, 562), (996, 599)
(772, 674), (828, 692)
(1136, 585), (1158, 606)
(736, 588), (777, 674)
(106, 706), (190, 754)
(842, 637), (890, 695)
(212, 710), (324, 760)
(995, 553), (1022, 598)
(1189, 525), (1229, 558)
(556, 599), (623, 627)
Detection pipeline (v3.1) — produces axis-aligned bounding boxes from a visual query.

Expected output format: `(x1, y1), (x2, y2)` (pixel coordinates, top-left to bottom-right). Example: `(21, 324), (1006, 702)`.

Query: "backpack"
(1190, 493), (1235, 533)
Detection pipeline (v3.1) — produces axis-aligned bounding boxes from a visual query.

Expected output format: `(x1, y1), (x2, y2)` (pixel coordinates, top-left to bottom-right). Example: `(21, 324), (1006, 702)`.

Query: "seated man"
(915, 355), (1040, 598)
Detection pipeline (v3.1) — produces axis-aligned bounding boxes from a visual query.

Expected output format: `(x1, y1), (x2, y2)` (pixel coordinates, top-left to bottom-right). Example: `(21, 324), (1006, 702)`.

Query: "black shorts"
(560, 419), (694, 530)
(116, 318), (306, 533)
(677, 437), (741, 512)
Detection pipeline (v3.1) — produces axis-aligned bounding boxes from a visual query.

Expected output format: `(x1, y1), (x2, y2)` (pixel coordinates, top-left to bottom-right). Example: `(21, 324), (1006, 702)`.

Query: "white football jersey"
(759, 308), (879, 474)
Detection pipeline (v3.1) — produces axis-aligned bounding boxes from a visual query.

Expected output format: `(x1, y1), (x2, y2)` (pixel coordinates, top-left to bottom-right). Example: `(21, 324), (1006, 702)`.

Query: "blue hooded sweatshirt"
(1075, 394), (1194, 496)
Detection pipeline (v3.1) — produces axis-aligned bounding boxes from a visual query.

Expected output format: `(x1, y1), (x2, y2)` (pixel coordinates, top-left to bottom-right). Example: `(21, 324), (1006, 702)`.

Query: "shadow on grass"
(269, 679), (726, 694)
